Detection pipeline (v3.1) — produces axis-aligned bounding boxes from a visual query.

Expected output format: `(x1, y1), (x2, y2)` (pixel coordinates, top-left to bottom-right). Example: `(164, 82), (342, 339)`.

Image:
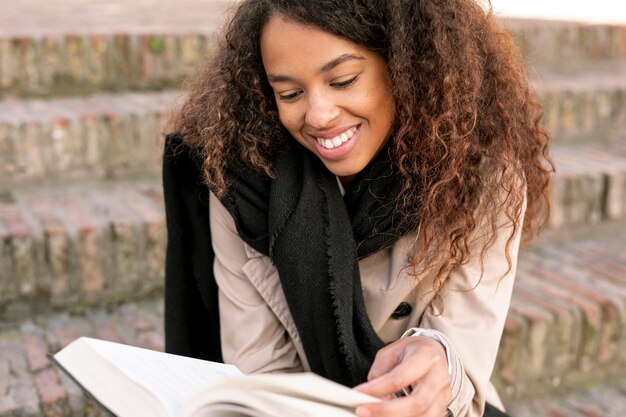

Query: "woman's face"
(260, 15), (395, 185)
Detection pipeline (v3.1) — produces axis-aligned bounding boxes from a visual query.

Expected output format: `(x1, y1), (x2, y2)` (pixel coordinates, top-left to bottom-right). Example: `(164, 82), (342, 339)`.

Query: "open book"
(51, 337), (379, 417)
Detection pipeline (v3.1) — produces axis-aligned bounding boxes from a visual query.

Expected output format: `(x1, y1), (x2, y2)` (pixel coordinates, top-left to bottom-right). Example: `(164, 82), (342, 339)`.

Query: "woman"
(163, 0), (553, 416)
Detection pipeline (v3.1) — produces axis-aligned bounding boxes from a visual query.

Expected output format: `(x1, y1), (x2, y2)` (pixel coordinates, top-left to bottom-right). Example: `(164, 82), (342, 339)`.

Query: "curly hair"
(170, 0), (553, 299)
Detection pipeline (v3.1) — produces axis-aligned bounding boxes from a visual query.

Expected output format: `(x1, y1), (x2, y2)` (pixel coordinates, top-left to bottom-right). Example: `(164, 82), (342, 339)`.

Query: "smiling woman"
(163, 1), (553, 417)
(260, 17), (395, 185)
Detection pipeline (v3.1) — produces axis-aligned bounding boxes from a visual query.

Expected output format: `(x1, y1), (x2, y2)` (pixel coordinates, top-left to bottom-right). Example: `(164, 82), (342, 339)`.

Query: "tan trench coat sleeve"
(418, 198), (526, 417)
(209, 192), (307, 374)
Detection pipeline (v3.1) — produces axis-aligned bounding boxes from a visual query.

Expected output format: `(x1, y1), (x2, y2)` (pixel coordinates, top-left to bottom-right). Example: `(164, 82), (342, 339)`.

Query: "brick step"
(503, 18), (626, 75)
(496, 229), (626, 400)
(2, 225), (626, 415)
(0, 0), (232, 98)
(505, 377), (626, 417)
(0, 31), (217, 99)
(0, 180), (165, 321)
(549, 143), (626, 228)
(0, 0), (622, 98)
(0, 146), (624, 317)
(0, 90), (182, 188)
(0, 76), (624, 188)
(533, 69), (626, 145)
(0, 300), (164, 417)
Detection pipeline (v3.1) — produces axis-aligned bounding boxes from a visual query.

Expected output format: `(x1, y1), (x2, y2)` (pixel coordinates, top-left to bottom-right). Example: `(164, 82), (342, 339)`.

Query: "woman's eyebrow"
(266, 53), (365, 83)
(317, 53), (365, 73)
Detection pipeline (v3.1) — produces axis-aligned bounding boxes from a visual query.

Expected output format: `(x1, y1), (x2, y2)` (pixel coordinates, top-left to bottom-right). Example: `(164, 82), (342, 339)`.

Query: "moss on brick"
(148, 36), (166, 54)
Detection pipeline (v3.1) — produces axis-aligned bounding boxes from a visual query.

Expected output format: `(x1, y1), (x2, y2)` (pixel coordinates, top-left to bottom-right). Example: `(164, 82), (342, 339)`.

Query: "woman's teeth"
(316, 127), (357, 149)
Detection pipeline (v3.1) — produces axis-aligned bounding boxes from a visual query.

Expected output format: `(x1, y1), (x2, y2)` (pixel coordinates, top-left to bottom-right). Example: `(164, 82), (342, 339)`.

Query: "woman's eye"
(331, 75), (358, 89)
(278, 91), (302, 102)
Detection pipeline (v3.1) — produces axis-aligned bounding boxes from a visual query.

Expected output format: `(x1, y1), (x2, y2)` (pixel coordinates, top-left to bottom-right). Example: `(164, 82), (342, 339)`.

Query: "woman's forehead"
(260, 16), (375, 74)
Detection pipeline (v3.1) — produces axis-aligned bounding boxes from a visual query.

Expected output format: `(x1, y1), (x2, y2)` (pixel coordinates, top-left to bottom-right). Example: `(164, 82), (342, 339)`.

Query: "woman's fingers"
(364, 337), (413, 381)
(354, 336), (451, 417)
(355, 337), (447, 398)
(356, 374), (450, 417)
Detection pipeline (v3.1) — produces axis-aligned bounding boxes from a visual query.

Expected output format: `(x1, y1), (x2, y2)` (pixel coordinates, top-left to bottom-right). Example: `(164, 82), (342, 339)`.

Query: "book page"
(181, 387), (360, 417)
(185, 372), (380, 416)
(191, 372), (379, 408)
(81, 338), (243, 417)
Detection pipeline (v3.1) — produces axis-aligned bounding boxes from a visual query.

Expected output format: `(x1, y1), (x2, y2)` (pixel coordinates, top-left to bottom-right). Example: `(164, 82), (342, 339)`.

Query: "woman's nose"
(304, 92), (340, 129)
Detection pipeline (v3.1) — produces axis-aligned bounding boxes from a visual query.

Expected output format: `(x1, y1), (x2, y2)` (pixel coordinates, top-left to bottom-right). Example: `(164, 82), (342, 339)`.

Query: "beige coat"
(209, 191), (523, 417)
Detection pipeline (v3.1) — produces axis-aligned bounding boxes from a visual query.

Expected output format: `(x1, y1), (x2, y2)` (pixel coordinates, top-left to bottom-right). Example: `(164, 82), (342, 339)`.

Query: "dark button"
(391, 302), (412, 319)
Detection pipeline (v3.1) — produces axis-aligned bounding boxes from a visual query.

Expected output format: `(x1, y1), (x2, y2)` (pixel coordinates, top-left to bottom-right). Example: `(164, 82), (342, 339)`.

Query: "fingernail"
(356, 406), (371, 417)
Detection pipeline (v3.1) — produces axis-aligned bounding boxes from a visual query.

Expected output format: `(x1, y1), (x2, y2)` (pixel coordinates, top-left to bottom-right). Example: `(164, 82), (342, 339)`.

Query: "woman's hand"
(353, 336), (451, 417)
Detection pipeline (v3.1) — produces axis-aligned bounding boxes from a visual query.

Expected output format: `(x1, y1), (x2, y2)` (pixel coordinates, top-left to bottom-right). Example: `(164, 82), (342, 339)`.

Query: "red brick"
(546, 408), (568, 417)
(57, 193), (107, 296)
(119, 304), (156, 333)
(88, 310), (123, 343)
(0, 329), (40, 416)
(136, 331), (164, 352)
(576, 404), (604, 417)
(0, 218), (18, 304)
(140, 187), (165, 207)
(25, 194), (75, 300)
(497, 311), (527, 388)
(532, 269), (621, 363)
(92, 188), (155, 291)
(513, 285), (580, 371)
(573, 247), (626, 286)
(509, 299), (554, 377)
(119, 188), (164, 225)
(515, 270), (603, 376)
(46, 314), (93, 350)
(21, 322), (50, 372)
(525, 269), (603, 328)
(33, 368), (67, 406)
(0, 201), (32, 239)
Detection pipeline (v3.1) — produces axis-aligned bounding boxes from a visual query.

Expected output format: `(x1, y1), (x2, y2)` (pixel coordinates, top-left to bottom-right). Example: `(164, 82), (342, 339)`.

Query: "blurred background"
(492, 0), (626, 24)
(0, 1), (625, 416)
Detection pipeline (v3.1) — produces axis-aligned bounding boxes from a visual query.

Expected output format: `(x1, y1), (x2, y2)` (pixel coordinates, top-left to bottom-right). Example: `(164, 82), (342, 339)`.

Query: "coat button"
(391, 302), (412, 319)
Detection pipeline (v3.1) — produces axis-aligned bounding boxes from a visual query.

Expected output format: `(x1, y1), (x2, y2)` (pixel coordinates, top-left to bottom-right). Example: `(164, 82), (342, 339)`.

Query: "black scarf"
(163, 133), (411, 387)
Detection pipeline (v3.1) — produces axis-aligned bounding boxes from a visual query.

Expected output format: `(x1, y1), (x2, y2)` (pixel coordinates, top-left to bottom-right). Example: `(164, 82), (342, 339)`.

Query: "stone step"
(2, 224), (626, 415)
(0, 90), (182, 188)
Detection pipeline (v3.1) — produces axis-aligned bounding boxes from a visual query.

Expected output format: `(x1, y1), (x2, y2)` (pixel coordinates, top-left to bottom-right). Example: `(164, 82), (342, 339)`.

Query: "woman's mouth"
(315, 126), (358, 150)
